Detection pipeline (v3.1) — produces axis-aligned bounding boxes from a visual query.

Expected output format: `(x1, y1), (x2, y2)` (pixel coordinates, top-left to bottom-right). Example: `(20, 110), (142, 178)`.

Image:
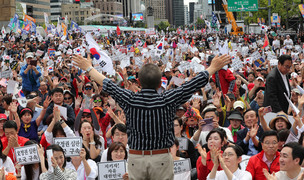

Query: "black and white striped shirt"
(103, 70), (209, 150)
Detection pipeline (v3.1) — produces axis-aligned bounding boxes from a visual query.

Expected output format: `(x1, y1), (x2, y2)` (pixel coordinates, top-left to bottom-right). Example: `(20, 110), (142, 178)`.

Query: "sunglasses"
(64, 97), (72, 100)
(82, 114), (91, 118)
(94, 99), (102, 103)
(85, 87), (92, 90)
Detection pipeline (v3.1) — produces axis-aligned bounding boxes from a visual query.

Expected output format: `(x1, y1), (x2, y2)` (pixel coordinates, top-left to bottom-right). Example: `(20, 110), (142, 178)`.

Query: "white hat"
(233, 101), (245, 109)
(256, 76), (264, 82)
(25, 52), (34, 59)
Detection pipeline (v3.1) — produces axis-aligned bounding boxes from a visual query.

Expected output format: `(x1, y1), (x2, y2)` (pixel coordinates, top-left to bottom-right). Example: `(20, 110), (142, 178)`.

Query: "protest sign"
(54, 137), (82, 157)
(1, 70), (11, 79)
(48, 49), (56, 58)
(177, 137), (188, 151)
(174, 159), (191, 174)
(98, 160), (126, 180)
(14, 144), (40, 165)
(251, 51), (265, 67)
(54, 104), (67, 120)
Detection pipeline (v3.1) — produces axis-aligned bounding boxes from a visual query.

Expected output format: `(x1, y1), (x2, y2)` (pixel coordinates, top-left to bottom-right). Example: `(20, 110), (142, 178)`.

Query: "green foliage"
(244, 0), (301, 26)
(134, 21), (145, 28)
(157, 21), (170, 32)
(196, 18), (205, 29)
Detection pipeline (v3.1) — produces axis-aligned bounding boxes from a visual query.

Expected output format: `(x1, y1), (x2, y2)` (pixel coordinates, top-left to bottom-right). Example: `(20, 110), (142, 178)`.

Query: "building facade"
(143, 0), (167, 20)
(62, 3), (100, 24)
(189, 2), (194, 24)
(172, 0), (184, 27)
(50, 0), (73, 21)
(184, 5), (189, 25)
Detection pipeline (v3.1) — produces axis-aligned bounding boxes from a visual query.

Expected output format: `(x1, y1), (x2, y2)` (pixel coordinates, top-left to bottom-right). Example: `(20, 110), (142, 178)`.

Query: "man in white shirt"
(283, 35), (294, 49)
(264, 142), (304, 180)
(101, 123), (129, 162)
(190, 104), (233, 146)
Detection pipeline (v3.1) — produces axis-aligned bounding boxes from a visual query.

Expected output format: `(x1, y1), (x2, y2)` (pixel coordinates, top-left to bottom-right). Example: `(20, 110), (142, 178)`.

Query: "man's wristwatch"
(59, 119), (65, 125)
(86, 66), (93, 73)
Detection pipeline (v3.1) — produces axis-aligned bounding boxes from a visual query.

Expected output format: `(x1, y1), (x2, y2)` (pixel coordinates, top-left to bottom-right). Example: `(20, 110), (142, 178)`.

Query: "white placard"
(7, 80), (18, 94)
(1, 70), (11, 79)
(174, 159), (191, 174)
(177, 137), (188, 151)
(36, 50), (44, 57)
(269, 59), (278, 66)
(251, 51), (262, 61)
(54, 104), (67, 120)
(240, 155), (251, 170)
(204, 83), (212, 92)
(284, 92), (300, 115)
(171, 76), (184, 87)
(46, 149), (54, 173)
(98, 160), (126, 180)
(14, 144), (40, 165)
(54, 137), (82, 157)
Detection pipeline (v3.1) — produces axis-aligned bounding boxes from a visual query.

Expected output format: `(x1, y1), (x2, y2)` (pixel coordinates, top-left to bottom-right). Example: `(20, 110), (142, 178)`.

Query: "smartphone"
(75, 75), (82, 83)
(264, 106), (272, 113)
(30, 60), (37, 66)
(201, 117), (213, 125)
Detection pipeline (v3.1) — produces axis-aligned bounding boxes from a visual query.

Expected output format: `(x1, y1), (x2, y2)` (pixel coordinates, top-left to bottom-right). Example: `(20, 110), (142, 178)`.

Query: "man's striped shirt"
(102, 70), (209, 150)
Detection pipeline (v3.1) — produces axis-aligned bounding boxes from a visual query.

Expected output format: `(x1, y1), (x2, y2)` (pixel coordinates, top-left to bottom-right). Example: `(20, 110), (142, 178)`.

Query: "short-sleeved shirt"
(1, 136), (29, 164)
(18, 121), (38, 142)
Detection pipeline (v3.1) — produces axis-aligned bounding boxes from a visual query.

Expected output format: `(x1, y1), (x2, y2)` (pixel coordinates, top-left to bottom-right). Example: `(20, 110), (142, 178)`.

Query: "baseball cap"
(25, 52), (34, 59)
(226, 93), (235, 100)
(233, 101), (245, 110)
(85, 82), (93, 87)
(83, 109), (91, 113)
(202, 104), (217, 113)
(256, 77), (264, 82)
(0, 114), (7, 121)
(177, 106), (186, 111)
(292, 88), (301, 94)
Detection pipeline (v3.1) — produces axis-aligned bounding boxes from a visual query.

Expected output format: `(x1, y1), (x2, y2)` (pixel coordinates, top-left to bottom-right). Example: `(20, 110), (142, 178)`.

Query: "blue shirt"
(20, 64), (41, 91)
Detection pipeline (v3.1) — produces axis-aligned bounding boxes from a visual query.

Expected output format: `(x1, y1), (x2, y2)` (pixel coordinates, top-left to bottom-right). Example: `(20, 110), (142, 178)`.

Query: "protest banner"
(98, 160), (126, 180)
(14, 144), (40, 165)
(54, 137), (82, 157)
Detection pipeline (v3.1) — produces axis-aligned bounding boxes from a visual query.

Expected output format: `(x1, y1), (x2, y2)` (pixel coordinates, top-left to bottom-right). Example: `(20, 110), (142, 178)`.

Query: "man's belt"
(129, 148), (170, 155)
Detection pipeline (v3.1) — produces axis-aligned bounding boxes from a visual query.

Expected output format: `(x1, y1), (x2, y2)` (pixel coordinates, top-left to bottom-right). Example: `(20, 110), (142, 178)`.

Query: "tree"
(157, 21), (170, 32)
(196, 18), (205, 29)
(134, 21), (145, 28)
(244, 0), (301, 28)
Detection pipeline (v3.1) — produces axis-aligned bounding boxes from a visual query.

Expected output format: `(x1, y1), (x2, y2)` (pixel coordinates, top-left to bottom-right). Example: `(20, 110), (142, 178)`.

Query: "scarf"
(24, 123), (31, 132)
(231, 127), (240, 136)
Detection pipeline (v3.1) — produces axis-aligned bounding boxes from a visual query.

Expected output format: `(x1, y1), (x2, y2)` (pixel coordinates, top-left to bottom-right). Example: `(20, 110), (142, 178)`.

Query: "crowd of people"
(0, 26), (304, 180)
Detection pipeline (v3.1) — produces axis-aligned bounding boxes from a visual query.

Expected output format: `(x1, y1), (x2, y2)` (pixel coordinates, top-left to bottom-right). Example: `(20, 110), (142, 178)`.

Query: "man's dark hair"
(3, 120), (17, 130)
(278, 55), (292, 65)
(247, 72), (255, 78)
(278, 129), (290, 142)
(111, 123), (127, 136)
(283, 142), (304, 165)
(2, 95), (12, 105)
(243, 109), (258, 118)
(138, 64), (162, 89)
(260, 130), (278, 143)
(51, 87), (64, 96)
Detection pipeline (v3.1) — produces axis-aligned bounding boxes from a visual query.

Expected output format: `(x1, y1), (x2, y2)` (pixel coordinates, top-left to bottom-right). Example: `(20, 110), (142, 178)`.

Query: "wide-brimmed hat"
(269, 112), (291, 130)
